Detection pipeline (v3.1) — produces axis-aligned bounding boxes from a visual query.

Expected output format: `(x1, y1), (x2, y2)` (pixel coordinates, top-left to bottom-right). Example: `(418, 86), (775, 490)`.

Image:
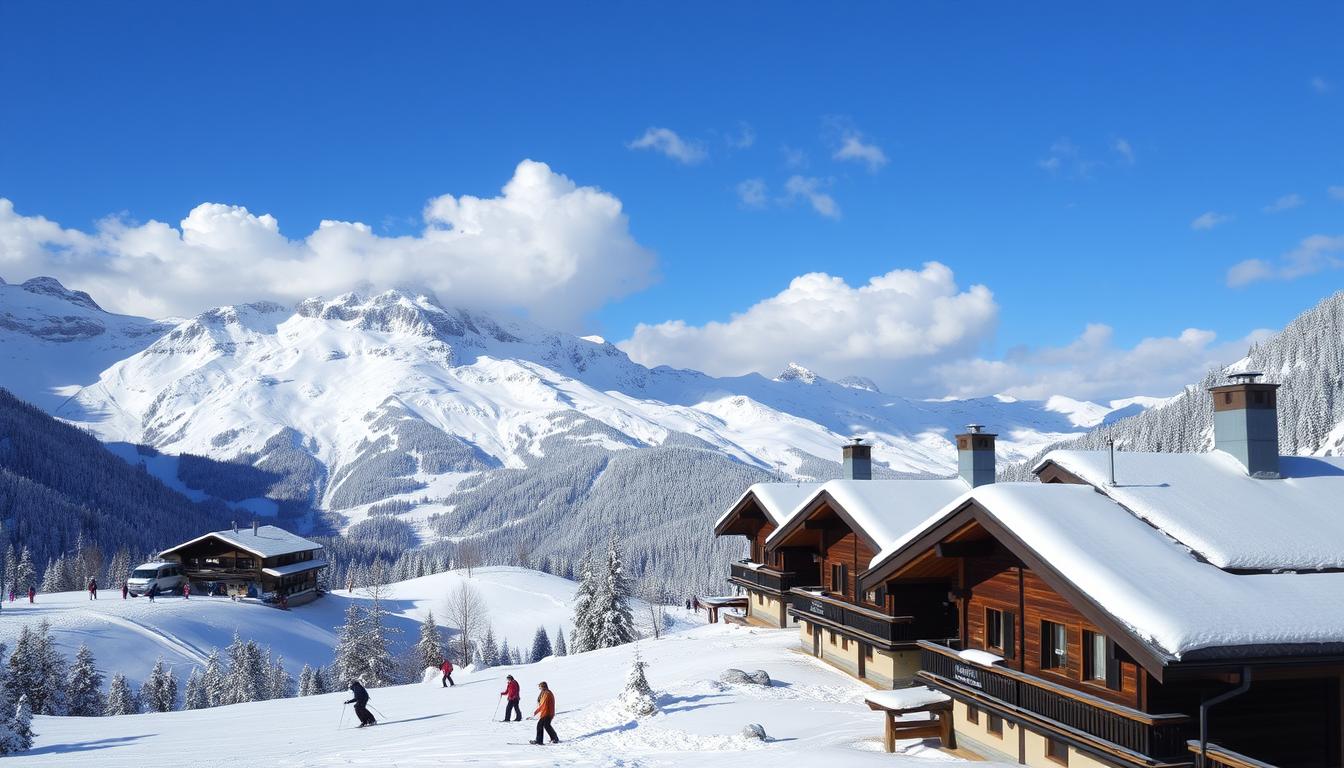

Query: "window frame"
(987, 713), (1003, 736)
(965, 704), (979, 725)
(1040, 619), (1068, 671)
(1046, 736), (1069, 765)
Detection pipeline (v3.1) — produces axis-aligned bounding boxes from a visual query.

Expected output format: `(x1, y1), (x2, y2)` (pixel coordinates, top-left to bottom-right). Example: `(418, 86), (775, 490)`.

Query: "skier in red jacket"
(500, 674), (521, 721)
(440, 659), (455, 687)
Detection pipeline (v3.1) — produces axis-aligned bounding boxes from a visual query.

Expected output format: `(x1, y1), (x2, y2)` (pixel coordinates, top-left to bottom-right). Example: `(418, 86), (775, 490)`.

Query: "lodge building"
(714, 374), (1344, 768)
(713, 481), (820, 626)
(159, 522), (328, 605)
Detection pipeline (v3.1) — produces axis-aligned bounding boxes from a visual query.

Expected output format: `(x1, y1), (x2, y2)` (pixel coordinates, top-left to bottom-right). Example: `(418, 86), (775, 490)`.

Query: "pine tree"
(11, 695), (32, 751)
(617, 648), (658, 716)
(554, 626), (567, 657)
(297, 665), (315, 697)
(311, 665), (330, 695)
(332, 605), (365, 686)
(104, 547), (131, 591)
(415, 611), (445, 671)
(222, 633), (266, 705)
(201, 649), (226, 708)
(499, 639), (512, 667)
(4, 627), (35, 712)
(269, 656), (294, 699)
(1, 543), (13, 598)
(184, 667), (208, 710)
(105, 673), (138, 715)
(14, 548), (34, 595)
(529, 626), (553, 662)
(478, 628), (498, 669)
(592, 537), (636, 649)
(140, 656), (177, 712)
(65, 644), (105, 716)
(569, 555), (597, 653)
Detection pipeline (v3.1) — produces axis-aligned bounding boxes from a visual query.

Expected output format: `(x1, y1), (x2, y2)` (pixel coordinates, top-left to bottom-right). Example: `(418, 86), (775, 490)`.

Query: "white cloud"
(0, 160), (657, 330)
(619, 262), (997, 391)
(1191, 211), (1232, 230)
(1111, 137), (1135, 165)
(782, 176), (840, 218)
(1262, 193), (1304, 213)
(1226, 234), (1344, 287)
(1312, 76), (1332, 93)
(726, 122), (755, 149)
(781, 145), (808, 169)
(1038, 138), (1098, 178)
(832, 133), (888, 172)
(627, 127), (707, 164)
(1329, 185), (1344, 202)
(933, 324), (1273, 401)
(736, 178), (767, 209)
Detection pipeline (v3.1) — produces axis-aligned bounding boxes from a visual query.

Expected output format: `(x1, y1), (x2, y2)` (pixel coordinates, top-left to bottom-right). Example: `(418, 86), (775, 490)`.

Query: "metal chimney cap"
(1228, 372), (1263, 383)
(965, 424), (984, 434)
(848, 436), (867, 446)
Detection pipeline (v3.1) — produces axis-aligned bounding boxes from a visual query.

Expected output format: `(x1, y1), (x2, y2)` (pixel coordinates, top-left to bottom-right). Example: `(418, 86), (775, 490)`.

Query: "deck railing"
(729, 561), (801, 593)
(920, 641), (1191, 761)
(1186, 741), (1279, 768)
(786, 588), (955, 645)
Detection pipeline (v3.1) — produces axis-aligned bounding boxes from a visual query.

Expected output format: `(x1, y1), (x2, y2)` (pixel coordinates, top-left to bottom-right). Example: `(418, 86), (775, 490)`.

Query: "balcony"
(729, 561), (803, 594)
(787, 588), (957, 647)
(919, 641), (1191, 761)
(1186, 741), (1279, 768)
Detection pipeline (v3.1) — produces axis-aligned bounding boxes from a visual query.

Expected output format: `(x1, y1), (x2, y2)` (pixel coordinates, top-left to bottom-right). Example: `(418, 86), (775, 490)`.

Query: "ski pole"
(491, 694), (503, 722)
(338, 702), (347, 731)
(369, 705), (389, 721)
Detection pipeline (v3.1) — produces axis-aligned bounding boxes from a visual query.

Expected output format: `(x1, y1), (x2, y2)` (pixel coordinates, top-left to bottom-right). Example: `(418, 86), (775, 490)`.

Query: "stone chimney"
(252, 520), (259, 535)
(1210, 373), (1281, 479)
(956, 425), (996, 487)
(842, 437), (872, 480)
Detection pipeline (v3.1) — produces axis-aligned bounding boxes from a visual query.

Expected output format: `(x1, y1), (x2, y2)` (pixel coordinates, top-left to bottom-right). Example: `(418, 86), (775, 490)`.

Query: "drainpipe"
(1198, 667), (1252, 767)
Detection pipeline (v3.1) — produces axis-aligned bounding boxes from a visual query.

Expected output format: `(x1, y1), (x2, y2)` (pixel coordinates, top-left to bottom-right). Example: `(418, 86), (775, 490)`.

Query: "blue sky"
(1, 2), (1341, 400)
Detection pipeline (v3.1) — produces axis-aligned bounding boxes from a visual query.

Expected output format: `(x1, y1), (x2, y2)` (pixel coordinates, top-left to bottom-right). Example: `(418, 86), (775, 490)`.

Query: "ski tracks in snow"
(92, 612), (212, 667)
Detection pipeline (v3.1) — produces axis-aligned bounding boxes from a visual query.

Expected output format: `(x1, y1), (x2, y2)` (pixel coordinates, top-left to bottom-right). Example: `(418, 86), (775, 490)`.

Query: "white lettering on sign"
(808, 600), (826, 616)
(953, 663), (983, 689)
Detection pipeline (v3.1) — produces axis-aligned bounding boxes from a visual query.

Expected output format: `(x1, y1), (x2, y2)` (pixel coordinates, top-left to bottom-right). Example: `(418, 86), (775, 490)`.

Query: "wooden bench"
(864, 688), (955, 753)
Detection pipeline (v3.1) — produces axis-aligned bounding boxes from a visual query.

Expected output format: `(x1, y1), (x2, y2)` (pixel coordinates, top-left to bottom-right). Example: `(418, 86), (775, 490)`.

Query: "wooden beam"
(936, 540), (996, 558)
(803, 519), (836, 530)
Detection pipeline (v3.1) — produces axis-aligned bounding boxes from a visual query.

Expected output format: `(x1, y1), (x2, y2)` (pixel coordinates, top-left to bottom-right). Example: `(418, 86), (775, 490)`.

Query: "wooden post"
(884, 711), (896, 753)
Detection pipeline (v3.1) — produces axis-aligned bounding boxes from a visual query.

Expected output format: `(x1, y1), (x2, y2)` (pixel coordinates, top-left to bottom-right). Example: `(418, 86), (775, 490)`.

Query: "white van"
(127, 561), (185, 596)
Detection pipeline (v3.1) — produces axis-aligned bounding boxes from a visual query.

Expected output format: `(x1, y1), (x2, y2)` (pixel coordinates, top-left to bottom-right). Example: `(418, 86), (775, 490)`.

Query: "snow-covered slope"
(0, 277), (170, 411)
(17, 622), (1000, 768)
(0, 567), (579, 691)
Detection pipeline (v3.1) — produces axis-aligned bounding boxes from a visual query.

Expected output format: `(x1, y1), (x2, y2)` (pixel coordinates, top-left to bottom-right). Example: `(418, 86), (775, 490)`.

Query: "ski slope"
(0, 568), (579, 690)
(15, 623), (1006, 768)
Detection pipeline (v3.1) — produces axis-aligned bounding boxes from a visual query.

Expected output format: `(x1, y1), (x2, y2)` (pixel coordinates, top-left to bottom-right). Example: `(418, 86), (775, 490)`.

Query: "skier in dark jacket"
(440, 659), (454, 687)
(88, 577), (98, 600)
(345, 680), (376, 727)
(500, 674), (521, 721)
(27, 586), (35, 604)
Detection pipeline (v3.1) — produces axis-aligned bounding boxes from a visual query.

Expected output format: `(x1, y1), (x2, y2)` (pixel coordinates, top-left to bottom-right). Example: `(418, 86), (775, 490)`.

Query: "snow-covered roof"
(889, 483), (1344, 659)
(765, 478), (969, 563)
(260, 558), (329, 578)
(1037, 450), (1344, 570)
(714, 482), (820, 530)
(162, 525), (322, 560)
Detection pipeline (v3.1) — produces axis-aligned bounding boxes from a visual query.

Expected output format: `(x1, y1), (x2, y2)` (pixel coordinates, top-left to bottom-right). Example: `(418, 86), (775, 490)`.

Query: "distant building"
(159, 522), (326, 605)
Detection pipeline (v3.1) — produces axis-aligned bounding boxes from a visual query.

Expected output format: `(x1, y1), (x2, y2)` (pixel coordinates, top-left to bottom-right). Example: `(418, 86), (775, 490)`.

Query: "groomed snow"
(1038, 450), (1344, 570)
(950, 483), (1344, 658)
(14, 623), (1003, 767)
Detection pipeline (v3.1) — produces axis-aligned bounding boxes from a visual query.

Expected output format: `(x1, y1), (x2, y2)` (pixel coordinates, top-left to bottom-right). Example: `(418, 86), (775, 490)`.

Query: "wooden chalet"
(713, 480), (820, 626)
(859, 375), (1344, 768)
(159, 522), (327, 605)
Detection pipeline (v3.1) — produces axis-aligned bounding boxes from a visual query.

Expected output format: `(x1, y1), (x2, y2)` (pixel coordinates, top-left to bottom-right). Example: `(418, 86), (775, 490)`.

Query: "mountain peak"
(19, 276), (103, 312)
(837, 375), (880, 392)
(775, 362), (820, 384)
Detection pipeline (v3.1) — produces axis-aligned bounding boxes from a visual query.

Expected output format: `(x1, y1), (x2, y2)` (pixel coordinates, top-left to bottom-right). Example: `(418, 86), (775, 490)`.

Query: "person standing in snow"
(345, 680), (376, 727)
(148, 583), (159, 602)
(440, 658), (455, 687)
(530, 681), (559, 745)
(183, 581), (190, 599)
(500, 674), (521, 721)
(88, 577), (98, 600)
(27, 586), (35, 603)
(121, 581), (128, 599)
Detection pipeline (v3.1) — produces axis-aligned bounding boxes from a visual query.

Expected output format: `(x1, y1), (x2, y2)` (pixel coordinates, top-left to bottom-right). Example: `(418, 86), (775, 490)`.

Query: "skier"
(27, 586), (35, 604)
(88, 577), (98, 600)
(440, 658), (455, 687)
(345, 680), (376, 727)
(121, 581), (128, 599)
(529, 681), (559, 745)
(500, 674), (521, 721)
(183, 581), (190, 599)
(148, 583), (159, 603)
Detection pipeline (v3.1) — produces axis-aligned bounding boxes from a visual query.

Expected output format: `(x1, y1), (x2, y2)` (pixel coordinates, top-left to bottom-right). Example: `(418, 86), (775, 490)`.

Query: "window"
(1046, 737), (1069, 764)
(987, 713), (1003, 736)
(865, 585), (885, 606)
(864, 643), (874, 660)
(830, 563), (848, 597)
(841, 636), (849, 651)
(985, 607), (1015, 658)
(1224, 392), (1232, 405)
(965, 704), (979, 724)
(1041, 620), (1068, 670)
(828, 630), (837, 646)
(1083, 630), (1121, 689)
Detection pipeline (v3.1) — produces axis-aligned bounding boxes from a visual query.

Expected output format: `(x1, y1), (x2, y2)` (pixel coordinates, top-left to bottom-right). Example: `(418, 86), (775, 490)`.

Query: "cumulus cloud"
(0, 160), (656, 329)
(782, 176), (840, 218)
(627, 127), (707, 164)
(1191, 211), (1232, 230)
(1226, 234), (1344, 287)
(932, 324), (1273, 401)
(619, 262), (997, 390)
(736, 178), (768, 209)
(832, 133), (888, 172)
(1262, 193), (1303, 213)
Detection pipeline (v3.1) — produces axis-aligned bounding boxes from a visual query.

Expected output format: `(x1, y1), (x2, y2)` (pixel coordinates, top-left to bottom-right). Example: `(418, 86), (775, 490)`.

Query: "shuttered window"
(1041, 620), (1067, 670)
(1083, 630), (1122, 690)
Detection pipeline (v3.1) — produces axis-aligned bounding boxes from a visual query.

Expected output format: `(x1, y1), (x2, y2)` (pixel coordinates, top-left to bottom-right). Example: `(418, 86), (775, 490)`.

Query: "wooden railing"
(920, 641), (1191, 761)
(1186, 741), (1279, 768)
(729, 561), (802, 593)
(787, 589), (956, 646)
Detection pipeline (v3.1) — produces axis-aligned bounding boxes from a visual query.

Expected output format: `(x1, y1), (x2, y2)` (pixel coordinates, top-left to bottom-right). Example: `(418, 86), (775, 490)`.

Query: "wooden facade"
(159, 525), (327, 605)
(715, 494), (813, 627)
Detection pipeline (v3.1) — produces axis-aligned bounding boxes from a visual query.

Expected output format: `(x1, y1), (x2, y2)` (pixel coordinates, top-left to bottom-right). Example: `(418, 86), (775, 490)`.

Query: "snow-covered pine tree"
(28, 621), (68, 715)
(0, 698), (18, 755)
(10, 695), (32, 751)
(243, 640), (268, 701)
(139, 657), (177, 712)
(297, 665), (314, 697)
(499, 639), (512, 667)
(529, 626), (553, 662)
(184, 667), (208, 710)
(104, 673), (138, 715)
(616, 647), (658, 717)
(311, 665), (330, 695)
(269, 656), (294, 699)
(331, 604), (365, 686)
(592, 536), (636, 649)
(478, 627), (498, 669)
(554, 626), (567, 657)
(222, 633), (266, 705)
(569, 555), (597, 653)
(65, 644), (105, 716)
(104, 547), (131, 591)
(357, 562), (399, 687)
(14, 548), (34, 595)
(416, 611), (445, 671)
(4, 627), (35, 711)
(201, 649), (226, 708)
(513, 647), (523, 665)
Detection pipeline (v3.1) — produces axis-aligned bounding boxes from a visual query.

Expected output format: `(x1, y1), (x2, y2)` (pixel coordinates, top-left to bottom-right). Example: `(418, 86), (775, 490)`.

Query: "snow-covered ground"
(15, 622), (1004, 768)
(0, 567), (579, 689)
